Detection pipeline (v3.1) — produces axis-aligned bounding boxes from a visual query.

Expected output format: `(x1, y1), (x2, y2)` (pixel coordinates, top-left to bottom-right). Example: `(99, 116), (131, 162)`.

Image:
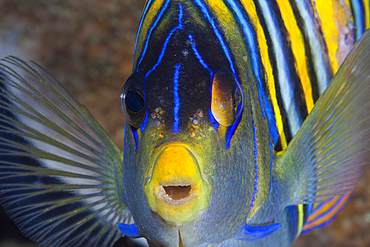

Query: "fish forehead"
(134, 2), (236, 132)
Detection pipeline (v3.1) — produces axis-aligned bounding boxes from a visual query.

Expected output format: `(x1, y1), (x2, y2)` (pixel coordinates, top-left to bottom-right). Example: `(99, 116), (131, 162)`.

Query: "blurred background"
(0, 0), (369, 246)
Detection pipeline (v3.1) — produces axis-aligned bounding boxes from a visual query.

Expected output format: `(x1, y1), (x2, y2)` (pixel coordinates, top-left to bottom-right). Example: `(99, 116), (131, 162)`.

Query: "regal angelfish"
(0, 0), (370, 247)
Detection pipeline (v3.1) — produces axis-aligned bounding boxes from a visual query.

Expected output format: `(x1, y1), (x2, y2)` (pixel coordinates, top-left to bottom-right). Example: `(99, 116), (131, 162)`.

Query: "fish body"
(0, 1), (370, 247)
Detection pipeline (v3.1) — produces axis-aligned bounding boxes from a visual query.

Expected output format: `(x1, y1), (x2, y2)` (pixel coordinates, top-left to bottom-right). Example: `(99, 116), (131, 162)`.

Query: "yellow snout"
(144, 145), (210, 226)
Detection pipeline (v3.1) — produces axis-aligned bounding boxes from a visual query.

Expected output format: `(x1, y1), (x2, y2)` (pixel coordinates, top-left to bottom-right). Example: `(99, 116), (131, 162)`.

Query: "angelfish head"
(120, 3), (274, 244)
(143, 142), (211, 226)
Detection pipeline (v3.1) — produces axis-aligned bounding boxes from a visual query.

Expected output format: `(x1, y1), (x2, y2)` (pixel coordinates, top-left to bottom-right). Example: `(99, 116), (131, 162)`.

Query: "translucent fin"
(277, 30), (370, 204)
(0, 56), (132, 247)
(301, 192), (352, 234)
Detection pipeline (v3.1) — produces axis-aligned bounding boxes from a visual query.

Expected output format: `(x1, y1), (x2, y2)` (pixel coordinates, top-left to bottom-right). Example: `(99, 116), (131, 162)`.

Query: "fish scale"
(0, 1), (370, 247)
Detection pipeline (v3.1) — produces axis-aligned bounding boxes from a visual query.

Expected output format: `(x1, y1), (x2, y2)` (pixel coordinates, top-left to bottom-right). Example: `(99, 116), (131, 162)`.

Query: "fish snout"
(144, 145), (210, 226)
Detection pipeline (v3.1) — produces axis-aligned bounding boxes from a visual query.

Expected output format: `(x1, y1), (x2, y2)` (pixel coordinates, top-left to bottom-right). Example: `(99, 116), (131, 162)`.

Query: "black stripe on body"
(289, 0), (320, 103)
(254, 0), (310, 147)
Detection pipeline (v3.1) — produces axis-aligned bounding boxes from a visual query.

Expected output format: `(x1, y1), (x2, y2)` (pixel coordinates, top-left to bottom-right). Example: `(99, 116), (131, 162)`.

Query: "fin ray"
(277, 30), (370, 204)
(0, 56), (131, 247)
(302, 192), (352, 233)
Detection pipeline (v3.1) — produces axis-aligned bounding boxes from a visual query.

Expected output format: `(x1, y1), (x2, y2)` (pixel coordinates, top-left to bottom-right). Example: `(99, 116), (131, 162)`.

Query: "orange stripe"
(303, 193), (351, 230)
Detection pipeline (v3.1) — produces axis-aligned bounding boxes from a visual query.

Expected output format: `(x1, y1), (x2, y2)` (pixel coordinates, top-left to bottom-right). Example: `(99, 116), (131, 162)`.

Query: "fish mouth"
(161, 185), (193, 202)
(144, 143), (211, 227)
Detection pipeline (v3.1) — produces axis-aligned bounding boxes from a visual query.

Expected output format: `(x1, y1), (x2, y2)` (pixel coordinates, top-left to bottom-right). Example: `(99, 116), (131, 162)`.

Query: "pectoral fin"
(0, 57), (132, 247)
(276, 30), (370, 205)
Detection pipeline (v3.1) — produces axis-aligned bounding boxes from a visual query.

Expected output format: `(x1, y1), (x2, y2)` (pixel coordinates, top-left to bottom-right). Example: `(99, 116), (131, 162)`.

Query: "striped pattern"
(0, 57), (132, 247)
(349, 0), (370, 40)
(302, 193), (353, 233)
(133, 0), (370, 243)
(134, 0), (369, 151)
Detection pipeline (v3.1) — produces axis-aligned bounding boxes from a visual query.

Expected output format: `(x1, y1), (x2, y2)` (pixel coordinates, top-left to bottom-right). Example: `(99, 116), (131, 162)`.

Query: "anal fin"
(302, 192), (352, 233)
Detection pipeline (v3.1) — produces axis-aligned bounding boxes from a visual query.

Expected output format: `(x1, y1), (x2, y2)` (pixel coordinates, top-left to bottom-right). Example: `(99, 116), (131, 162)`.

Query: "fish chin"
(143, 143), (212, 227)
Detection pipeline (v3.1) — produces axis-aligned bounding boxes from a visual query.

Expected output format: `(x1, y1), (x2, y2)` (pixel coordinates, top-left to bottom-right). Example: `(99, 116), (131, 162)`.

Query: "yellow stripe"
(240, 0), (288, 149)
(206, 0), (276, 216)
(133, 0), (167, 69)
(314, 0), (340, 73)
(296, 204), (304, 238)
(303, 193), (351, 230)
(276, 0), (314, 113)
(365, 0), (370, 29)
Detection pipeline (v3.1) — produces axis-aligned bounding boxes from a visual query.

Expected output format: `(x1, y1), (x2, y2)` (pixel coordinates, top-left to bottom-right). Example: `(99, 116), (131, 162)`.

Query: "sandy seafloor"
(0, 0), (369, 246)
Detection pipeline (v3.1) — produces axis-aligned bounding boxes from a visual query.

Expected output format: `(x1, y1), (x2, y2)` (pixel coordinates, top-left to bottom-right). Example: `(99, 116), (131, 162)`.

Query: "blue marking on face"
(226, 0), (279, 145)
(135, 0), (171, 70)
(143, 3), (184, 88)
(251, 115), (259, 208)
(226, 0), (267, 117)
(133, 129), (138, 152)
(123, 125), (129, 201)
(225, 115), (241, 149)
(188, 34), (214, 78)
(194, 0), (249, 148)
(208, 109), (220, 130)
(173, 64), (181, 133)
(194, 0), (279, 147)
(140, 111), (148, 132)
(188, 33), (218, 129)
(193, 0), (239, 85)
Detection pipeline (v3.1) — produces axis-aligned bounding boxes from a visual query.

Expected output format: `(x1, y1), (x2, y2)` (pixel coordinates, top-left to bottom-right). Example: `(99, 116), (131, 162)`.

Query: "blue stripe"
(136, 0), (171, 71)
(351, 0), (365, 41)
(144, 3), (183, 85)
(301, 196), (350, 234)
(225, 116), (241, 149)
(133, 129), (138, 152)
(309, 197), (346, 222)
(188, 34), (214, 79)
(301, 196), (349, 234)
(208, 109), (220, 130)
(140, 111), (148, 132)
(194, 0), (246, 147)
(123, 125), (128, 201)
(173, 65), (181, 133)
(251, 116), (259, 208)
(226, 0), (267, 118)
(134, 0), (153, 60)
(193, 0), (240, 91)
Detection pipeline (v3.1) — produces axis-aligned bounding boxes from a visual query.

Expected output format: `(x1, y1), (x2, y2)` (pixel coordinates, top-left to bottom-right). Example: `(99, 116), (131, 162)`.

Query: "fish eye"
(211, 68), (244, 127)
(126, 90), (145, 112)
(120, 78), (146, 129)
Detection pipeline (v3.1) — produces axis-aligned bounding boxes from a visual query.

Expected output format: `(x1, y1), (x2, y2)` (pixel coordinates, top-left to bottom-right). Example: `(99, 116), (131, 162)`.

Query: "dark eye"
(126, 89), (145, 112)
(210, 69), (244, 126)
(120, 78), (146, 129)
